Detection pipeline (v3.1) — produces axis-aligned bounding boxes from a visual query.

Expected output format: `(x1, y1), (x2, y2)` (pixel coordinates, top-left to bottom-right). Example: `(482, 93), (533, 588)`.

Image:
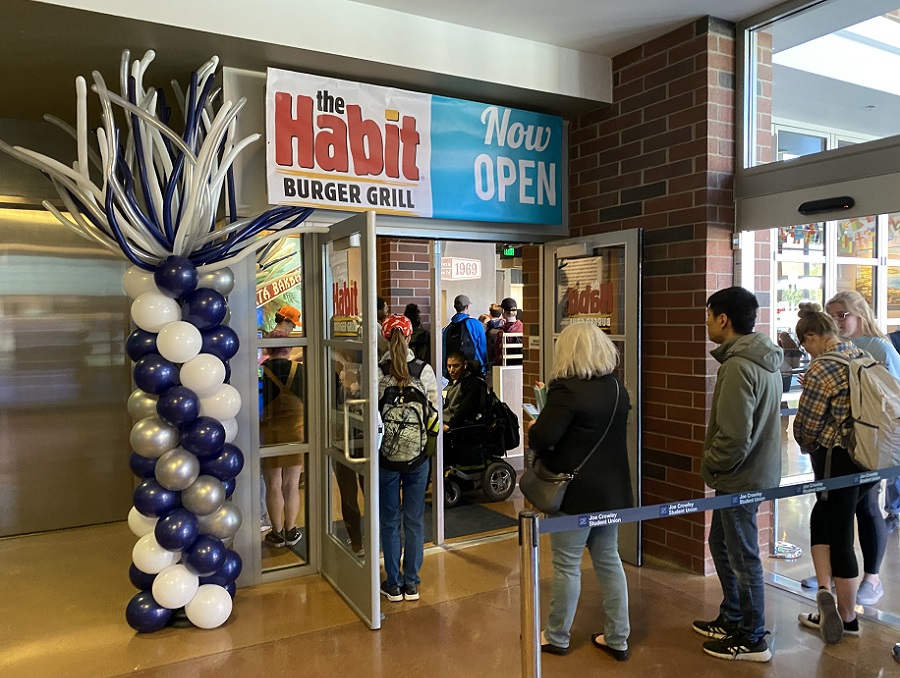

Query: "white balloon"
(152, 564), (200, 610)
(157, 321), (203, 363)
(132, 533), (178, 574)
(123, 266), (159, 298)
(185, 584), (233, 629)
(127, 506), (158, 537)
(199, 384), (242, 421)
(132, 292), (182, 333)
(180, 354), (226, 397)
(221, 418), (238, 443)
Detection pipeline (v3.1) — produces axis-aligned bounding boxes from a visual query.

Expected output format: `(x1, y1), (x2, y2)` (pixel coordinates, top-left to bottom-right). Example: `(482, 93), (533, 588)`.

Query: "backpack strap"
(263, 363), (296, 397)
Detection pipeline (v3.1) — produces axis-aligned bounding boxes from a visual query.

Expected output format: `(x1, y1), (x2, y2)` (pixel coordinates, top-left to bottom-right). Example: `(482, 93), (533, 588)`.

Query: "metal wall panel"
(0, 208), (132, 536)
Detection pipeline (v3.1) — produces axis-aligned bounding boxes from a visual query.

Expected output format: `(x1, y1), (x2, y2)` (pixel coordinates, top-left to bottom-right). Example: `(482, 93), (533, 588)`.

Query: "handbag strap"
(571, 378), (620, 477)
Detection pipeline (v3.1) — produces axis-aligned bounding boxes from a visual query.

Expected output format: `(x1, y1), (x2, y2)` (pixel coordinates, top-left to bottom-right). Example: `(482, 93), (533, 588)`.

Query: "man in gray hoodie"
(693, 286), (783, 663)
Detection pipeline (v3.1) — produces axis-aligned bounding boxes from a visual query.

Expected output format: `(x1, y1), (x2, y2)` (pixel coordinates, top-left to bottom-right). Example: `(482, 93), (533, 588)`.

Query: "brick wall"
(377, 237), (432, 330)
(562, 17), (739, 573)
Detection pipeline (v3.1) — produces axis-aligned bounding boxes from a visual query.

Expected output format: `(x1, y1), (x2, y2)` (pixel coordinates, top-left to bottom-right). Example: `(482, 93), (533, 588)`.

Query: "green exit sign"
(502, 246), (516, 257)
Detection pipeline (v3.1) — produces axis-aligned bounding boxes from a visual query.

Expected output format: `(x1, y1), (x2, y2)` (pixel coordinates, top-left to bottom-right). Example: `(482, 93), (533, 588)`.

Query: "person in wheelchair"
(443, 351), (488, 432)
(442, 352), (516, 505)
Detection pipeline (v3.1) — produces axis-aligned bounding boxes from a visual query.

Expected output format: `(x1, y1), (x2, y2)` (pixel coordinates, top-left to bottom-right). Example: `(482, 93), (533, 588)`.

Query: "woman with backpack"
(794, 307), (876, 645)
(817, 291), (900, 606)
(377, 314), (439, 603)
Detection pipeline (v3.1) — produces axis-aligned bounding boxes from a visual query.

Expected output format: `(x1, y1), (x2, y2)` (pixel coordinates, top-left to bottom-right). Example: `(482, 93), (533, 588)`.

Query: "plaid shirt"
(793, 342), (867, 454)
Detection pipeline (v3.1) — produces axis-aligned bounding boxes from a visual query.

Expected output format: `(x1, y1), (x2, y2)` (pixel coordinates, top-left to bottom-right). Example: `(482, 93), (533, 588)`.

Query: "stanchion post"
(519, 510), (540, 678)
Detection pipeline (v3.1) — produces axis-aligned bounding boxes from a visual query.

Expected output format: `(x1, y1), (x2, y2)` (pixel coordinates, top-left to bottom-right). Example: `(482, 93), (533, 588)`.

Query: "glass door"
(318, 211), (381, 628)
(542, 228), (642, 565)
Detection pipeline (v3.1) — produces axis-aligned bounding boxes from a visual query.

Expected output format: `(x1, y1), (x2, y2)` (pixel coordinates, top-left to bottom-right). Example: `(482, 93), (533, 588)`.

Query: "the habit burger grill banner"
(266, 68), (563, 225)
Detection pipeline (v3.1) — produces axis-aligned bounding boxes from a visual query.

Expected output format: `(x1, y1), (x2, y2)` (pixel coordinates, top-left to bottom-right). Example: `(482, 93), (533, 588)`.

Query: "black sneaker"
(798, 612), (860, 636)
(380, 582), (403, 602)
(692, 615), (739, 639)
(893, 642), (900, 663)
(284, 527), (302, 546)
(264, 529), (285, 547)
(403, 583), (420, 601)
(702, 635), (772, 662)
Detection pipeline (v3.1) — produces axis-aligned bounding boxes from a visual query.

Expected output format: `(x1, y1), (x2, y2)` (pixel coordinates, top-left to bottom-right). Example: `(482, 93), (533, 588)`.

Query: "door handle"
(342, 398), (368, 464)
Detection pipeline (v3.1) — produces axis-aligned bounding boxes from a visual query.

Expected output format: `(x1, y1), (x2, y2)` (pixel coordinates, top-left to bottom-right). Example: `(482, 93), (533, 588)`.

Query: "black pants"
(809, 446), (877, 579)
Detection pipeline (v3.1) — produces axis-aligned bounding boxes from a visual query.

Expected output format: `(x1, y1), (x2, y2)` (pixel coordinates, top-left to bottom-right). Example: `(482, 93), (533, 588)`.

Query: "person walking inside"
(377, 314), (439, 603)
(794, 306), (875, 645)
(442, 294), (488, 377)
(528, 323), (632, 662)
(693, 286), (783, 662)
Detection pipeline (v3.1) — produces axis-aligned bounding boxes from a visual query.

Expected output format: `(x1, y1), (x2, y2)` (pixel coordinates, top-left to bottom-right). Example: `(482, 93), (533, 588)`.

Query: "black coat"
(528, 374), (632, 515)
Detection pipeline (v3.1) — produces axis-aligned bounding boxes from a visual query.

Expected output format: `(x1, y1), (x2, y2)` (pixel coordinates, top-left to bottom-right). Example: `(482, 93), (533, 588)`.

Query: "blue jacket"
(442, 313), (488, 377)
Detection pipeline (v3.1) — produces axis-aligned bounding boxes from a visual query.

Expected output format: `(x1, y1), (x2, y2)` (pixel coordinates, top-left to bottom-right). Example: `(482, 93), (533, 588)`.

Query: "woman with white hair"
(528, 322), (632, 662)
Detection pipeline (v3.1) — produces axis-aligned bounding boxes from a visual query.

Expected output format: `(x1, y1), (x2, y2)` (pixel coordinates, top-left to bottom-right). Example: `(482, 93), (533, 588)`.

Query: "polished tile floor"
(2, 521), (899, 677)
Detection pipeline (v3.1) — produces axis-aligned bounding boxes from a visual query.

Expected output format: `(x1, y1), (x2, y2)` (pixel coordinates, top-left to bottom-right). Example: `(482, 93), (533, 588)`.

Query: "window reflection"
(256, 236), (303, 338)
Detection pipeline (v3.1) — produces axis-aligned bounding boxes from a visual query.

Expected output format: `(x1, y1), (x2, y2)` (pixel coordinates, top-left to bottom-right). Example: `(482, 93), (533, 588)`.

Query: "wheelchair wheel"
(445, 479), (462, 508)
(481, 460), (516, 502)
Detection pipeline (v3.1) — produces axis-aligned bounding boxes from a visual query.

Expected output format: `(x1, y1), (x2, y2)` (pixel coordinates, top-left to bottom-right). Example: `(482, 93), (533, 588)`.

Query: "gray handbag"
(520, 380), (619, 514)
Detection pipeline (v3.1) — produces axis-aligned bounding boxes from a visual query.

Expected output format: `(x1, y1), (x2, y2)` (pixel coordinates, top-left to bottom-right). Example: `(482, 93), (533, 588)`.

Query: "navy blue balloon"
(200, 326), (239, 361)
(199, 443), (244, 481)
(133, 354), (180, 395)
(126, 591), (173, 633)
(129, 564), (157, 590)
(201, 549), (242, 586)
(129, 451), (157, 479)
(156, 386), (200, 428)
(179, 416), (226, 458)
(154, 255), (198, 299)
(154, 508), (199, 551)
(184, 535), (226, 576)
(181, 288), (227, 330)
(222, 477), (236, 498)
(133, 478), (180, 517)
(126, 329), (158, 361)
(224, 582), (236, 598)
(222, 360), (231, 383)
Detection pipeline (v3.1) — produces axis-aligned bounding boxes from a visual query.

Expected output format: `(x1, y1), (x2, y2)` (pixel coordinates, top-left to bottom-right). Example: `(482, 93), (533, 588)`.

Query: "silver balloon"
(155, 447), (200, 491)
(182, 475), (226, 516)
(127, 389), (159, 420)
(197, 501), (242, 539)
(197, 267), (234, 296)
(221, 307), (231, 326)
(222, 536), (235, 549)
(130, 416), (179, 459)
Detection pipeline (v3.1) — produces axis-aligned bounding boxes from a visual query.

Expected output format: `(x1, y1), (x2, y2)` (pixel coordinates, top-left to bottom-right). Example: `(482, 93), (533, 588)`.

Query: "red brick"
(644, 91), (695, 122)
(620, 51), (668, 84)
(644, 192), (694, 214)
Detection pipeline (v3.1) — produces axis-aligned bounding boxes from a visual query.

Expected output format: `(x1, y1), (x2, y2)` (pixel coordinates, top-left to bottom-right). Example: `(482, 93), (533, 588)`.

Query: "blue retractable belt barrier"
(538, 465), (900, 534)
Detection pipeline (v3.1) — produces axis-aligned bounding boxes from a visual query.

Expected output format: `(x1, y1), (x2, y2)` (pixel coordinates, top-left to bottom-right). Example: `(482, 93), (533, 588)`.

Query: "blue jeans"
(885, 477), (900, 516)
(708, 501), (765, 644)
(379, 460), (429, 588)
(544, 524), (630, 651)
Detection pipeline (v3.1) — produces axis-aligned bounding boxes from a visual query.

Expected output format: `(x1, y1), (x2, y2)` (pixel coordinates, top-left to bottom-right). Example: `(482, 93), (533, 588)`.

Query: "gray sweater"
(702, 332), (784, 493)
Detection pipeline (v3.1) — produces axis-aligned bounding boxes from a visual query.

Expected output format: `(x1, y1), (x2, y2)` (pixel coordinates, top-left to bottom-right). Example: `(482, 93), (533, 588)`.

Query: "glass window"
(256, 236), (303, 338)
(776, 223), (823, 255)
(747, 2), (900, 169)
(554, 246), (626, 335)
(836, 263), (876, 306)
(776, 260), (824, 331)
(261, 452), (308, 570)
(258, 347), (306, 447)
(836, 215), (877, 258)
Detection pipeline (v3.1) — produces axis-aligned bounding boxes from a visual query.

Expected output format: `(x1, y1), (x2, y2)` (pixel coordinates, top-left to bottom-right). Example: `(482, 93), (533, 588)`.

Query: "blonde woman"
(825, 291), (900, 604)
(528, 323), (632, 661)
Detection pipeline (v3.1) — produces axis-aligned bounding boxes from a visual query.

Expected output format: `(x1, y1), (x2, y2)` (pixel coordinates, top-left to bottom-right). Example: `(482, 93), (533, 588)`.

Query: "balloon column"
(0, 50), (315, 632)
